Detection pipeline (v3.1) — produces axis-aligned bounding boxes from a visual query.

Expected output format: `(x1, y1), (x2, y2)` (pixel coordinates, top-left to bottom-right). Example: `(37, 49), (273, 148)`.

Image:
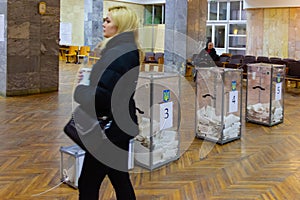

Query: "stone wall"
(84, 0), (103, 49)
(0, 0), (7, 96)
(246, 7), (300, 60)
(186, 0), (207, 58)
(164, 0), (188, 73)
(2, 0), (60, 96)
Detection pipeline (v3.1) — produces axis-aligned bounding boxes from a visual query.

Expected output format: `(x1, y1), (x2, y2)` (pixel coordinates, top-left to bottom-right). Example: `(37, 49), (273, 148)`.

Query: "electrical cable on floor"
(31, 169), (70, 197)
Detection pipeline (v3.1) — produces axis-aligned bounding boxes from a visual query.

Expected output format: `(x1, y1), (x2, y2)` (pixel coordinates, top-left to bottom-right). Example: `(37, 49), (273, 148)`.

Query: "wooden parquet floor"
(0, 61), (299, 200)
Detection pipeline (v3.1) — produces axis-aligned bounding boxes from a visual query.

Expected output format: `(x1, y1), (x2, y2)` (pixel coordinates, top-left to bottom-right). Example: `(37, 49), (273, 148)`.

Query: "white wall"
(59, 0), (166, 52)
(60, 0), (85, 46)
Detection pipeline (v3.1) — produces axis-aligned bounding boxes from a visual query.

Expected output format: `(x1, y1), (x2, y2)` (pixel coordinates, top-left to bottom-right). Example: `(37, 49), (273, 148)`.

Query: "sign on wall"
(59, 22), (72, 45)
(0, 15), (4, 42)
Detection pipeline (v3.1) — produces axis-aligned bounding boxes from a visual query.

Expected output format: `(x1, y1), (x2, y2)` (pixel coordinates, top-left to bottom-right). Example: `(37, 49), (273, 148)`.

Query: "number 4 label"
(160, 101), (173, 130)
(229, 91), (238, 113)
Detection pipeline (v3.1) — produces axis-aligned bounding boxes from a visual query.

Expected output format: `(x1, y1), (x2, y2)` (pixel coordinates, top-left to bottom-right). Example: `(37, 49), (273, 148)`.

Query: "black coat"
(200, 47), (219, 62)
(74, 31), (140, 148)
(192, 48), (219, 67)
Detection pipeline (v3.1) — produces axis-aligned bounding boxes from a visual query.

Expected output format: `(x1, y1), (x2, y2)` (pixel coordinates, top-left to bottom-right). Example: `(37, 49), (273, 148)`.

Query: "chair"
(231, 54), (244, 60)
(283, 58), (296, 63)
(144, 52), (156, 63)
(221, 53), (232, 57)
(154, 52), (164, 64)
(241, 56), (256, 79)
(285, 61), (300, 88)
(59, 45), (69, 61)
(242, 55), (256, 65)
(286, 62), (300, 77)
(215, 54), (230, 67)
(269, 57), (284, 64)
(77, 46), (91, 64)
(282, 58), (297, 66)
(269, 57), (281, 61)
(65, 46), (79, 63)
(256, 56), (270, 63)
(140, 63), (164, 72)
(224, 55), (243, 69)
(87, 50), (100, 66)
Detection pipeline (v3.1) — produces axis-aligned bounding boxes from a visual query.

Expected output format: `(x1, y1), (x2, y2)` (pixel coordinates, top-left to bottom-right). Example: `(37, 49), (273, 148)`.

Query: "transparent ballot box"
(195, 67), (243, 144)
(134, 72), (180, 170)
(60, 145), (85, 188)
(246, 63), (285, 126)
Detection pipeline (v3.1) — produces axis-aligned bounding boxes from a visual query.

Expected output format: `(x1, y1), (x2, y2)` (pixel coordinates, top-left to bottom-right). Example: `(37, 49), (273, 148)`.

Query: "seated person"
(193, 42), (220, 67)
(200, 42), (220, 61)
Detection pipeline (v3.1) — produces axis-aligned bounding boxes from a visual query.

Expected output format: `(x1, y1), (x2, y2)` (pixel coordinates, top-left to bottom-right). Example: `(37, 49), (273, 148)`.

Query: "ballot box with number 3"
(246, 63), (285, 126)
(195, 67), (243, 144)
(133, 72), (180, 170)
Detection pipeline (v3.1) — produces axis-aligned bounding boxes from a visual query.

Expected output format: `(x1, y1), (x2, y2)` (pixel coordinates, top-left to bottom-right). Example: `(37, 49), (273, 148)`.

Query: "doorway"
(206, 24), (227, 55)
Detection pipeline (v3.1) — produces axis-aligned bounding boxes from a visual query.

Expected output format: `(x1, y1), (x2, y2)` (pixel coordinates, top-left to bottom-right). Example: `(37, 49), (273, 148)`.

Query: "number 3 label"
(160, 101), (173, 130)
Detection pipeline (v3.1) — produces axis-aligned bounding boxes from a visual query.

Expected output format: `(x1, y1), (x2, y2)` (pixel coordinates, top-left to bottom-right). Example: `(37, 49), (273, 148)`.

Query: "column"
(0, 0), (60, 96)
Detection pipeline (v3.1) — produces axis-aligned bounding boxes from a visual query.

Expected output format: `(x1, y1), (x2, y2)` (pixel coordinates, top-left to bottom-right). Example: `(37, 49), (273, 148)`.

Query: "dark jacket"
(200, 47), (219, 62)
(193, 47), (219, 67)
(74, 31), (140, 148)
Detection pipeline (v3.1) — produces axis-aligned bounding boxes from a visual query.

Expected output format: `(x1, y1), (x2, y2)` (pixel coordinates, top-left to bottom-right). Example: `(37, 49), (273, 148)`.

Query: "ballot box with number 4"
(195, 67), (243, 144)
(246, 63), (285, 126)
(133, 72), (180, 170)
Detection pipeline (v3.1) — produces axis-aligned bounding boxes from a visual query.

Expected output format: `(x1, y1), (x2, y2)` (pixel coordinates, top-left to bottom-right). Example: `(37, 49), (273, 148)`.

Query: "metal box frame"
(134, 72), (181, 170)
(195, 67), (243, 144)
(60, 145), (85, 189)
(246, 63), (285, 126)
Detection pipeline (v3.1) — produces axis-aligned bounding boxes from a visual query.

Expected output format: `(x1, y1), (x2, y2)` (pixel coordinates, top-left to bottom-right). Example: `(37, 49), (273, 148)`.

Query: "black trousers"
(78, 151), (136, 200)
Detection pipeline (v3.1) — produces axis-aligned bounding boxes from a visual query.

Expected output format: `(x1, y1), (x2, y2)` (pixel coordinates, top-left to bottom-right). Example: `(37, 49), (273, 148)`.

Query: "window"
(219, 2), (227, 20)
(144, 5), (165, 25)
(230, 1), (246, 20)
(228, 23), (246, 54)
(229, 24), (246, 35)
(143, 4), (165, 52)
(208, 1), (227, 21)
(209, 1), (217, 20)
(214, 25), (225, 48)
(230, 1), (240, 20)
(207, 0), (246, 55)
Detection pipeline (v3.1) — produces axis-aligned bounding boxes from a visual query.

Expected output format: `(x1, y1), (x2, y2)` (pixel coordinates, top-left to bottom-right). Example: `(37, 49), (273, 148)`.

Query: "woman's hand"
(77, 68), (91, 85)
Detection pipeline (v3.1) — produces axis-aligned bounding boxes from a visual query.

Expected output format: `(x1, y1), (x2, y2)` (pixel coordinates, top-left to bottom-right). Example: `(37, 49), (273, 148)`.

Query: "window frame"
(207, 0), (246, 55)
(144, 4), (165, 25)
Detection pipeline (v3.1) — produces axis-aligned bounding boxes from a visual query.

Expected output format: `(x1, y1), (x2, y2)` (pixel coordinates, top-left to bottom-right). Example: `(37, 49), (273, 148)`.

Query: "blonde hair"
(108, 6), (139, 34)
(102, 6), (144, 62)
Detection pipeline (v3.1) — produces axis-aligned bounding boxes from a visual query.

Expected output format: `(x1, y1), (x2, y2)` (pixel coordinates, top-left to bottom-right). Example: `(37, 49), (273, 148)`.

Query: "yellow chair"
(77, 46), (91, 64)
(140, 63), (164, 72)
(65, 46), (79, 63)
(87, 50), (100, 66)
(59, 46), (68, 61)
